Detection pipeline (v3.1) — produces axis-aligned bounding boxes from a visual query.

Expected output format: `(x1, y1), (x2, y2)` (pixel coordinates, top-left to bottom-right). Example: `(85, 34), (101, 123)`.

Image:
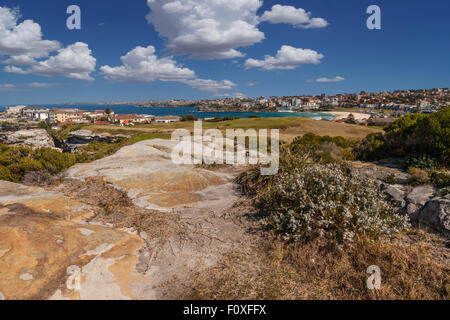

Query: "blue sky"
(0, 0), (449, 105)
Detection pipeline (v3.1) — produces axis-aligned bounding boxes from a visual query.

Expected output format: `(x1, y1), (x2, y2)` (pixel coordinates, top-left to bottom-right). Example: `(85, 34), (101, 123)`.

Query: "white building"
(6, 105), (26, 114)
(22, 106), (50, 121)
(155, 116), (181, 124)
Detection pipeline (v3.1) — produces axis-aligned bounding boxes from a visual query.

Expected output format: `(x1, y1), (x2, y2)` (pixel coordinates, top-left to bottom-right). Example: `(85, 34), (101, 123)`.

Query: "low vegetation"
(178, 232), (449, 300)
(237, 135), (408, 247)
(0, 131), (168, 184)
(357, 107), (449, 168)
(229, 128), (449, 300)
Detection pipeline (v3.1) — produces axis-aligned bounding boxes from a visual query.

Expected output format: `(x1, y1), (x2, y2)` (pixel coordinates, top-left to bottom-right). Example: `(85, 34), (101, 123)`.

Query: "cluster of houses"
(4, 106), (181, 126)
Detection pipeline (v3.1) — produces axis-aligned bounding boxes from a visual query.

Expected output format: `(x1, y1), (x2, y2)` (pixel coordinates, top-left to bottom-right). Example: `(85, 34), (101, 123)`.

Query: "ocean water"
(0, 104), (335, 121)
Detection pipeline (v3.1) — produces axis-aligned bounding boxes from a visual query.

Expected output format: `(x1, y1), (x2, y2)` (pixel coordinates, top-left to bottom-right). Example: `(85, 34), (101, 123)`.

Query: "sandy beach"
(324, 111), (371, 121)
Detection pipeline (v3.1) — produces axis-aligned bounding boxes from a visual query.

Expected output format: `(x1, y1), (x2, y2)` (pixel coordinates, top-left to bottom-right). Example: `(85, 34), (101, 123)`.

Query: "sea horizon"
(0, 104), (335, 121)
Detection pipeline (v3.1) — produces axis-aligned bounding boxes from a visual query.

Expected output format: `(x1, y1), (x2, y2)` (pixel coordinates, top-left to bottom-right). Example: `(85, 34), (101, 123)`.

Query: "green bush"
(181, 114), (198, 121)
(430, 171), (450, 188)
(206, 116), (240, 122)
(357, 108), (450, 167)
(0, 165), (13, 181)
(405, 155), (440, 170)
(385, 174), (397, 185)
(8, 158), (44, 181)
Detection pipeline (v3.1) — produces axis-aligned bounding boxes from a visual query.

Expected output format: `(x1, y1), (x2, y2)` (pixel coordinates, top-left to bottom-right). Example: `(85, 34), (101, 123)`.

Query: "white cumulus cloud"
(146, 0), (265, 59)
(0, 6), (60, 64)
(5, 42), (97, 81)
(260, 5), (328, 29)
(181, 78), (236, 93)
(244, 45), (324, 70)
(316, 76), (345, 83)
(1, 7), (96, 81)
(101, 45), (236, 94)
(101, 45), (195, 82)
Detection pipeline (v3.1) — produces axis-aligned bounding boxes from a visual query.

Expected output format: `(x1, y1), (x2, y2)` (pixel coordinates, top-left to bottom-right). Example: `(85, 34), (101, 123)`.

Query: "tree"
(346, 113), (356, 124)
(181, 114), (198, 121)
(105, 107), (111, 115)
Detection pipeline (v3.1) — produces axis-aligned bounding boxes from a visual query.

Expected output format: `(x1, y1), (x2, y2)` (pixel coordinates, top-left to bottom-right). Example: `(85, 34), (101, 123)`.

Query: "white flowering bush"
(255, 163), (409, 245)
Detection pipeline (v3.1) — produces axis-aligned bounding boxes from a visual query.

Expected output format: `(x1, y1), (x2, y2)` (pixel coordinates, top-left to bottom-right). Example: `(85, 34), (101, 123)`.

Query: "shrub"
(8, 158), (44, 181)
(407, 167), (430, 186)
(181, 114), (198, 121)
(0, 165), (13, 181)
(385, 174), (397, 185)
(441, 187), (450, 196)
(357, 108), (450, 166)
(430, 171), (450, 188)
(252, 162), (408, 246)
(405, 155), (440, 170)
(206, 116), (240, 122)
(22, 170), (55, 186)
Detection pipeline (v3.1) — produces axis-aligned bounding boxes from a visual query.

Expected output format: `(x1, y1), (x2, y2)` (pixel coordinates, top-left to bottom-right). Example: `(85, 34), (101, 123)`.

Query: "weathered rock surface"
(64, 130), (129, 152)
(415, 196), (450, 237)
(406, 186), (436, 206)
(0, 129), (56, 149)
(0, 138), (244, 300)
(65, 139), (236, 211)
(384, 185), (406, 208)
(0, 181), (144, 300)
(353, 160), (449, 238)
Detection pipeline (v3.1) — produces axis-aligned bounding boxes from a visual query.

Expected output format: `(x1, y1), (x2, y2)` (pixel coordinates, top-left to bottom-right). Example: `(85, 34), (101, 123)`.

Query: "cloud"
(0, 6), (60, 64)
(101, 45), (236, 94)
(260, 5), (328, 29)
(101, 45), (195, 82)
(27, 82), (59, 88)
(145, 0), (264, 59)
(181, 79), (236, 93)
(216, 92), (246, 98)
(0, 7), (96, 80)
(5, 42), (97, 80)
(0, 83), (17, 91)
(316, 76), (345, 83)
(244, 45), (324, 70)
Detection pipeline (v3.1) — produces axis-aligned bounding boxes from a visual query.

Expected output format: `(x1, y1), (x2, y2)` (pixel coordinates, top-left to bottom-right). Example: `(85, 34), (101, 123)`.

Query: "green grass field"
(85, 117), (381, 142)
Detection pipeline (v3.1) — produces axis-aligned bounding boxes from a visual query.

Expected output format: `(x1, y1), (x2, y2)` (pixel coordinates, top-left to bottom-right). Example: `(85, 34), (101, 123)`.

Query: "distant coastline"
(0, 104), (336, 121)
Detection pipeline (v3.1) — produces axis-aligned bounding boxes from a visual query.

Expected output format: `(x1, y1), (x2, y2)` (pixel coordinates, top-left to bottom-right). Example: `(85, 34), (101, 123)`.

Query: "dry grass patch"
(58, 177), (186, 246)
(174, 232), (449, 300)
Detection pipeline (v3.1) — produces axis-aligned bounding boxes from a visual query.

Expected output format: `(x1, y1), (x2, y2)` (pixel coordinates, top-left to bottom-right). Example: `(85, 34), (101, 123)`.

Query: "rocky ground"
(0, 129), (56, 149)
(0, 139), (255, 300)
(353, 159), (449, 237)
(0, 139), (448, 300)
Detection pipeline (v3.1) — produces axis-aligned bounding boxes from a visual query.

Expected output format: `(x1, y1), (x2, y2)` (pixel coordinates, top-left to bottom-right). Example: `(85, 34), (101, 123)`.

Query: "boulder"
(415, 196), (450, 237)
(384, 184), (406, 208)
(2, 129), (55, 149)
(406, 186), (436, 206)
(64, 130), (129, 153)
